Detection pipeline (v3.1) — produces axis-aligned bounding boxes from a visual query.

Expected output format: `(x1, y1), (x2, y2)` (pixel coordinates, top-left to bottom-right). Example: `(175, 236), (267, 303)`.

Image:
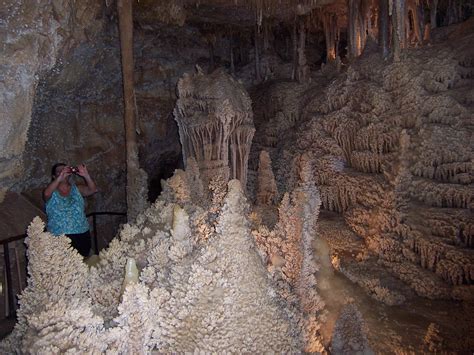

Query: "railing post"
(3, 243), (16, 318)
(93, 214), (99, 255)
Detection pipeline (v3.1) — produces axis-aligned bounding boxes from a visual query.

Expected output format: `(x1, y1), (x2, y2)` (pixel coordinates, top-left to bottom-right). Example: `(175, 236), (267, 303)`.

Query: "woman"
(43, 163), (98, 257)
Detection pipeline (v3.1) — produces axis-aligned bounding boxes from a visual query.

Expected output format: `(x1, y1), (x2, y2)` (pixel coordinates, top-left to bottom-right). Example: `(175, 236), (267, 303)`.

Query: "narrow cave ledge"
(0, 0), (473, 353)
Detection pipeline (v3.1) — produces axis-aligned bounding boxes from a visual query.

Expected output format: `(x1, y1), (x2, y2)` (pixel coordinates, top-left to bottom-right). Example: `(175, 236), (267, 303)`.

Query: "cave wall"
(0, 0), (104, 202)
(3, 2), (214, 242)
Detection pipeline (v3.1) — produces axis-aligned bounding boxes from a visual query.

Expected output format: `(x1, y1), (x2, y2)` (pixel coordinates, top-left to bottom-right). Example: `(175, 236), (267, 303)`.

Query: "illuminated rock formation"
(174, 68), (255, 190)
(256, 150), (277, 205)
(255, 20), (474, 305)
(252, 153), (326, 352)
(1, 173), (309, 352)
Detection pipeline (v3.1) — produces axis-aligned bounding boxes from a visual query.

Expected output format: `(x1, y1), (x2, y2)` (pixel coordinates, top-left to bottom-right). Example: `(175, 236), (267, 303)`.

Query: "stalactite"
(230, 35), (235, 75)
(263, 19), (271, 52)
(255, 10), (262, 82)
(239, 34), (245, 64)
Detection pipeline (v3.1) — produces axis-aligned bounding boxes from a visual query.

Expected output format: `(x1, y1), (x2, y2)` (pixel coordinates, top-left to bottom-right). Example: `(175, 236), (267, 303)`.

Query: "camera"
(70, 166), (79, 174)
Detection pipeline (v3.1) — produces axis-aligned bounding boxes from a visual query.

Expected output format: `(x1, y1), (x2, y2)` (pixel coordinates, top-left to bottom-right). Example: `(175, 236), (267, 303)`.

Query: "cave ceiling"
(133, 0), (342, 30)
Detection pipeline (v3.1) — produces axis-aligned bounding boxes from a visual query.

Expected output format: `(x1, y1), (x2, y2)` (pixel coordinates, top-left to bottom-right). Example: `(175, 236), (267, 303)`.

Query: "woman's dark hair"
(51, 162), (67, 180)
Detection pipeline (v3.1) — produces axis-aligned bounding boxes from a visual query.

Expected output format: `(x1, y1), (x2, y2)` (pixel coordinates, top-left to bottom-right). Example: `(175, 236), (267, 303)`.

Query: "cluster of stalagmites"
(255, 27), (474, 303)
(1, 173), (294, 352)
(2, 152), (369, 353)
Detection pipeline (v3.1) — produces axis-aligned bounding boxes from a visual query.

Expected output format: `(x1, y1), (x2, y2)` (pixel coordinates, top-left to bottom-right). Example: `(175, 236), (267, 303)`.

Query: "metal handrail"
(0, 211), (126, 319)
(87, 212), (127, 254)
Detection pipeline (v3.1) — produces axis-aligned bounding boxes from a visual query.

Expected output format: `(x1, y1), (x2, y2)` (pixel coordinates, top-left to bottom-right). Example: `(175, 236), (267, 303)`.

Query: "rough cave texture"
(0, 0), (104, 202)
(258, 25), (474, 303)
(1, 0), (474, 353)
(0, 172), (317, 352)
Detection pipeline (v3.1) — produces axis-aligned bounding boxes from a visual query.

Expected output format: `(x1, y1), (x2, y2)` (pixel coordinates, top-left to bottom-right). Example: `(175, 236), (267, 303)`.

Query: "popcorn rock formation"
(1, 172), (318, 352)
(174, 68), (255, 189)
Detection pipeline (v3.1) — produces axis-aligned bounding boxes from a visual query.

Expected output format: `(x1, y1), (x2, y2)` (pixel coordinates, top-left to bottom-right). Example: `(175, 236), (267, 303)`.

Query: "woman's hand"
(76, 164), (90, 178)
(76, 164), (98, 197)
(56, 167), (72, 182)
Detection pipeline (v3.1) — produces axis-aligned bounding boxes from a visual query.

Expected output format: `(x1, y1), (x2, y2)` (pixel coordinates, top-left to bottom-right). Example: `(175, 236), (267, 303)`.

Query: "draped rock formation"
(174, 68), (255, 190)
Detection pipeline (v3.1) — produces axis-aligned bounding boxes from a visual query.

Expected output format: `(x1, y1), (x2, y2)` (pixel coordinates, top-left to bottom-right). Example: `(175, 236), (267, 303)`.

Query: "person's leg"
(68, 231), (91, 257)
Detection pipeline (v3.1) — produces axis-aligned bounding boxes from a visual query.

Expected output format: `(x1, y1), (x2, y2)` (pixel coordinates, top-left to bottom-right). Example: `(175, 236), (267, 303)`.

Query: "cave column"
(417, 3), (425, 43)
(392, 0), (402, 61)
(296, 16), (309, 82)
(117, 0), (148, 220)
(430, 0), (438, 28)
(348, 0), (361, 58)
(379, 0), (390, 57)
(409, 1), (422, 44)
(400, 0), (407, 49)
(323, 13), (337, 62)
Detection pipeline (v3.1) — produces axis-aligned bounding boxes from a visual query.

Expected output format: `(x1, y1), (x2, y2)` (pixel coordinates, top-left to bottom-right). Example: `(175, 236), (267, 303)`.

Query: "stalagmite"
(121, 258), (139, 295)
(423, 323), (444, 352)
(256, 150), (277, 205)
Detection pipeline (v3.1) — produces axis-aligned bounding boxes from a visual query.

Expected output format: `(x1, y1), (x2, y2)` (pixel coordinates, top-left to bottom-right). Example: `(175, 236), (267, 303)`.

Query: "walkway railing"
(0, 211), (126, 319)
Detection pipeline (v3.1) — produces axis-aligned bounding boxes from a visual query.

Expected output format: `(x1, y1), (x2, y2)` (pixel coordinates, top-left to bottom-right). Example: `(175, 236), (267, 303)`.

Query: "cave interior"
(0, 0), (473, 353)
